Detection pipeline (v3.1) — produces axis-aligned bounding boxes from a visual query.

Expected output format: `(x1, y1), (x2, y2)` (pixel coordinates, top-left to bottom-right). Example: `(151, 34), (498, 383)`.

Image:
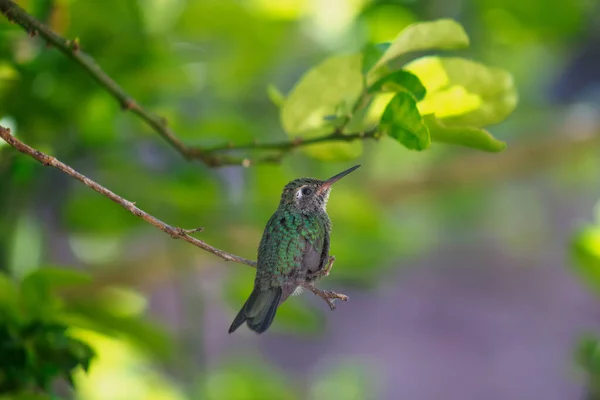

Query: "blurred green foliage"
(0, 268), (94, 396)
(570, 202), (600, 396)
(0, 267), (170, 398)
(196, 357), (297, 400)
(2, 0), (598, 398)
(0, 3), (519, 397)
(571, 203), (600, 296)
(574, 334), (600, 399)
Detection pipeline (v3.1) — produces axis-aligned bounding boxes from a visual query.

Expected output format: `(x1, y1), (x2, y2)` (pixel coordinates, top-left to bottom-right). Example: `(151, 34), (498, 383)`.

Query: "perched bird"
(228, 165), (360, 334)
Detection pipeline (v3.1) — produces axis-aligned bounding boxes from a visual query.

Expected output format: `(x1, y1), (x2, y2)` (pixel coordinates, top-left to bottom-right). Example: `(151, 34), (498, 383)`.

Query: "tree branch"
(201, 129), (380, 153)
(0, 125), (257, 268)
(0, 0), (376, 167)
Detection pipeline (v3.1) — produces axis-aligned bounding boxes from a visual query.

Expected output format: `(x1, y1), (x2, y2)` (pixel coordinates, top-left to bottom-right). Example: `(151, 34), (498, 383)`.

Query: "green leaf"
(281, 54), (364, 161)
(266, 84), (285, 108)
(406, 57), (518, 127)
(424, 114), (506, 152)
(380, 91), (430, 150)
(361, 42), (391, 74)
(282, 54), (363, 133)
(368, 70), (427, 101)
(369, 19), (469, 74)
(571, 225), (600, 296)
(65, 337), (95, 373)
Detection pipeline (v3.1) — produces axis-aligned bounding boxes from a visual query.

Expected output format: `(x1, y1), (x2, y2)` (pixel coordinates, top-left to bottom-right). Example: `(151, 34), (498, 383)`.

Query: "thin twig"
(0, 126), (256, 268)
(201, 129), (380, 153)
(0, 0), (379, 167)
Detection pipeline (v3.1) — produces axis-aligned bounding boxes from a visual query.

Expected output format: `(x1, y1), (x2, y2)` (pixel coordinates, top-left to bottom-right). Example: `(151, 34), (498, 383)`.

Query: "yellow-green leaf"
(281, 54), (364, 161)
(406, 56), (518, 127)
(424, 114), (506, 152)
(369, 19), (469, 75)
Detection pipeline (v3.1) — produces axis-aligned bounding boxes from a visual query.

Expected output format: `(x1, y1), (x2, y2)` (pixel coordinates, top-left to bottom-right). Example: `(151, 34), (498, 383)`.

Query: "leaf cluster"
(271, 19), (517, 161)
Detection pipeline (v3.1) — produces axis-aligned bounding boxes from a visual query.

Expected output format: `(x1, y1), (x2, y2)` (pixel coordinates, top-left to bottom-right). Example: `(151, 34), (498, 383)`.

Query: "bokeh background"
(2, 0), (600, 399)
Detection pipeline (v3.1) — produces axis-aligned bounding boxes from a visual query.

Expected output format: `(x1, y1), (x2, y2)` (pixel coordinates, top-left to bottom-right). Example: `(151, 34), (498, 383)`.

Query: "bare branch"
(201, 129), (380, 154)
(0, 125), (257, 268)
(0, 0), (379, 167)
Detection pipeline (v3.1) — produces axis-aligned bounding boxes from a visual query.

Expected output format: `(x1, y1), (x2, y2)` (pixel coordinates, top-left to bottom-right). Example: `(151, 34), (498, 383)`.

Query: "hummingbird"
(228, 165), (361, 334)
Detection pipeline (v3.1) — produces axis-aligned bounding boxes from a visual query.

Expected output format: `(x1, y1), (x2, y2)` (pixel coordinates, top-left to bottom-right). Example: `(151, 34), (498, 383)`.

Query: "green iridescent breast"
(255, 209), (328, 288)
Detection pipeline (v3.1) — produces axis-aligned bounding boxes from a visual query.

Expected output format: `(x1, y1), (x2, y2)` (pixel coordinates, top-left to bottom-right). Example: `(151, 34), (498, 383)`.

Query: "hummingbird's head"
(279, 165), (361, 213)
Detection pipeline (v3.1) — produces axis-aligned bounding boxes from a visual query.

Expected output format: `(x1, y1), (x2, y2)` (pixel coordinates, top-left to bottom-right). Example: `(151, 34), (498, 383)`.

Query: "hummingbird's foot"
(308, 255), (336, 281)
(322, 255), (336, 277)
(301, 282), (349, 311)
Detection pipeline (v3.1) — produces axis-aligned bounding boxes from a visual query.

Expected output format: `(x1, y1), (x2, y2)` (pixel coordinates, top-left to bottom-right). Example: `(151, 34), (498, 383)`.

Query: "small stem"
(203, 128), (379, 154)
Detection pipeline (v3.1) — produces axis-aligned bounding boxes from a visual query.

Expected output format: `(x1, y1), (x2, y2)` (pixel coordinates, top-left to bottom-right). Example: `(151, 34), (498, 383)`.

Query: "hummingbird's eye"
(301, 187), (312, 196)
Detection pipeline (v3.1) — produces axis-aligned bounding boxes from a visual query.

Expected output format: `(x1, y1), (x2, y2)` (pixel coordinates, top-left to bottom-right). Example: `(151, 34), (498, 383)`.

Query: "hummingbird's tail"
(228, 287), (282, 334)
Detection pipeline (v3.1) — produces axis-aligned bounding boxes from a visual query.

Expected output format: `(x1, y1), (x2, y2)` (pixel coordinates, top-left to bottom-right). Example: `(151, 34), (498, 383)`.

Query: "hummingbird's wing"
(306, 228), (329, 275)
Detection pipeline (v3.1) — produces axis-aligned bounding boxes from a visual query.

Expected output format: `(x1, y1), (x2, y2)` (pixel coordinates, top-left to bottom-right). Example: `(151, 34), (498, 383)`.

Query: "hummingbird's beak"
(318, 165), (361, 194)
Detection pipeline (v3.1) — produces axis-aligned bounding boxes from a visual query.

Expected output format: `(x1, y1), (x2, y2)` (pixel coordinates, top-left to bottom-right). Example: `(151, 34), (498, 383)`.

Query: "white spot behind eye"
(296, 187), (304, 199)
